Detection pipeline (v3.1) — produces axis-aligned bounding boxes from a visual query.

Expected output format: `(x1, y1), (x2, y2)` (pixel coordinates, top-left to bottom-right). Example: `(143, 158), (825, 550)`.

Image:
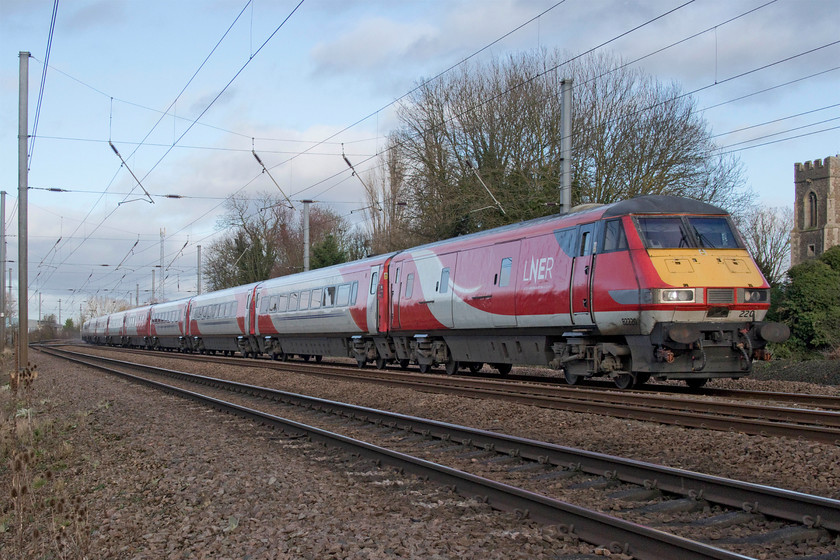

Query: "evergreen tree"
(310, 234), (347, 270)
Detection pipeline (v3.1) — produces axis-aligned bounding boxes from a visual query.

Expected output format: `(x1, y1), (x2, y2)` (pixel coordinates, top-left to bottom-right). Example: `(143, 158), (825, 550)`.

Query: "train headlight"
(738, 288), (769, 303)
(654, 289), (695, 303)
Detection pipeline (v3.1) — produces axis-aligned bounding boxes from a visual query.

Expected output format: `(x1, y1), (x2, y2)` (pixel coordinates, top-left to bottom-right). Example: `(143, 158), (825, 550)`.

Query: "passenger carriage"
(85, 195), (788, 388)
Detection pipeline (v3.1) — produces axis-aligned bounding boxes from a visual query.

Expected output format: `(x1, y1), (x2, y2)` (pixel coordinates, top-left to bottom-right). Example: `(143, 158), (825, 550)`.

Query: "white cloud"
(310, 17), (439, 77)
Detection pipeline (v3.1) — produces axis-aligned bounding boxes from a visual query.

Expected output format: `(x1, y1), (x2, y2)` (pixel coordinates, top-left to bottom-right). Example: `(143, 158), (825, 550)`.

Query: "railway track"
(64, 344), (840, 445)
(39, 346), (840, 560)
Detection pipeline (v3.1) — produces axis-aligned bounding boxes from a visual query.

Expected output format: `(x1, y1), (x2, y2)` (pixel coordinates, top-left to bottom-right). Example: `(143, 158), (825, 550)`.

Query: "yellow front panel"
(647, 249), (766, 287)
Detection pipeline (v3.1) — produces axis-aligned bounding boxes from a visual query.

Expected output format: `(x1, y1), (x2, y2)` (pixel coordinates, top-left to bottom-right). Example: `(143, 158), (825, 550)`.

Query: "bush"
(819, 244), (840, 272)
(776, 253), (840, 354)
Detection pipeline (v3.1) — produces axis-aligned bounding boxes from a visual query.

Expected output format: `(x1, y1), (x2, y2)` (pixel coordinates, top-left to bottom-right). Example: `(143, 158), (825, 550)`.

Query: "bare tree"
(735, 206), (793, 286)
(204, 193), (355, 291)
(393, 49), (750, 242)
(85, 296), (131, 318)
(362, 136), (413, 253)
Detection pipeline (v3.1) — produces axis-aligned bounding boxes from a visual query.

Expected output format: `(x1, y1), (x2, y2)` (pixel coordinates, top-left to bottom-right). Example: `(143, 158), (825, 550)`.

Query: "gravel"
(3, 348), (839, 559)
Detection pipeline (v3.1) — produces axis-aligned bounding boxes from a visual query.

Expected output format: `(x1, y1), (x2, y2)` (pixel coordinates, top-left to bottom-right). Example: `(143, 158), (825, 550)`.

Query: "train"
(82, 195), (789, 389)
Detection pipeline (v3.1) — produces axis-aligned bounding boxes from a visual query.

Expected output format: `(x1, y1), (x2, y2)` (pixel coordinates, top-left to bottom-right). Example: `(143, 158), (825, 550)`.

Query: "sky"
(0, 0), (838, 325)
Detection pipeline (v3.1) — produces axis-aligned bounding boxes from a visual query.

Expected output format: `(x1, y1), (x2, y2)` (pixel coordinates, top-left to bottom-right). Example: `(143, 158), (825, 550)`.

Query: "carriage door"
(570, 222), (597, 325)
(246, 288), (256, 336)
(367, 265), (381, 334)
(391, 260), (404, 329)
(490, 241), (520, 327)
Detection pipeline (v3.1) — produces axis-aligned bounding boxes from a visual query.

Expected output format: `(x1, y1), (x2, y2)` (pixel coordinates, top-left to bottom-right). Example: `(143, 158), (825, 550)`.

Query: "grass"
(1, 351), (92, 560)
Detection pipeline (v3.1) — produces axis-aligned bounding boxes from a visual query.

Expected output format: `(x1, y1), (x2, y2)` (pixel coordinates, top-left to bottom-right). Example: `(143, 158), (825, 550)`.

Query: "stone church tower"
(790, 155), (840, 266)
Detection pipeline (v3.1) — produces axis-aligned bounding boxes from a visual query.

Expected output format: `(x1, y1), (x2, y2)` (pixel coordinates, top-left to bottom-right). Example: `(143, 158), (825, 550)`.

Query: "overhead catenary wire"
(108, 141), (154, 205)
(24, 1), (832, 310)
(252, 147), (295, 209)
(30, 0), (306, 296)
(133, 0), (306, 189)
(31, 0), (678, 301)
(29, 0), (60, 171)
(710, 103), (840, 139)
(74, 0), (812, 301)
(717, 123), (840, 155)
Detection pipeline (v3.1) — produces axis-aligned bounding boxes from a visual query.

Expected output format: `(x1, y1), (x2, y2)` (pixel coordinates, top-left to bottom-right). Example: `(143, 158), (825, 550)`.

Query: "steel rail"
(68, 343), (840, 411)
(69, 347), (840, 444)
(38, 346), (754, 560)
(40, 346), (840, 534)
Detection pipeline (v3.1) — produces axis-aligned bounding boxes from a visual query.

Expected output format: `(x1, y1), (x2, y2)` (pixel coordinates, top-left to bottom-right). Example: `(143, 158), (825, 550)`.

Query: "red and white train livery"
(83, 195), (788, 388)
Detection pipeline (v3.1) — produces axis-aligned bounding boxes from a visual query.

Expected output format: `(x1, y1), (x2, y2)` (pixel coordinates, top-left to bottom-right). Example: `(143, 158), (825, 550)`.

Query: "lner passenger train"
(82, 195), (789, 389)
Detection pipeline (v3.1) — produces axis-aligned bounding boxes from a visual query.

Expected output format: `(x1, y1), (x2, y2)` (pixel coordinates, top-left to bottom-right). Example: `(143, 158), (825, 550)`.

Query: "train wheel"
(356, 358), (366, 369)
(494, 363), (512, 376)
(467, 362), (483, 373)
(635, 373), (651, 387)
(314, 355), (323, 363)
(564, 371), (580, 385)
(301, 354), (311, 362)
(685, 378), (707, 389)
(613, 373), (635, 389)
(399, 359), (410, 370)
(375, 356), (387, 370)
(418, 363), (431, 374)
(444, 360), (459, 375)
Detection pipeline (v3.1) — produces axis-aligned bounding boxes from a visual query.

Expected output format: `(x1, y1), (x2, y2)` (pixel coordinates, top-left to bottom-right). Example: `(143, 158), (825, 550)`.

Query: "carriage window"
(405, 273), (415, 298)
(288, 292), (299, 312)
(260, 296), (269, 314)
(323, 286), (336, 307)
(439, 268), (450, 294)
(276, 294), (288, 313)
(499, 258), (512, 287)
(579, 231), (591, 257)
(350, 281), (358, 305)
(370, 271), (378, 295)
(637, 217), (688, 249)
(310, 289), (322, 309)
(688, 217), (740, 249)
(337, 284), (351, 306)
(602, 220), (628, 253)
(299, 290), (310, 310)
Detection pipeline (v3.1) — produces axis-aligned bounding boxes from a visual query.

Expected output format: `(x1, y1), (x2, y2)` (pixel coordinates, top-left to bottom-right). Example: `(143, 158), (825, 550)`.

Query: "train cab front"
(628, 211), (789, 385)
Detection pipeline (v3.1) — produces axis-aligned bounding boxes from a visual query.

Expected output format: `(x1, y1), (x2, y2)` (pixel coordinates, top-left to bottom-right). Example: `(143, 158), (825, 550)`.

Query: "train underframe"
(352, 319), (786, 388)
(95, 319), (786, 389)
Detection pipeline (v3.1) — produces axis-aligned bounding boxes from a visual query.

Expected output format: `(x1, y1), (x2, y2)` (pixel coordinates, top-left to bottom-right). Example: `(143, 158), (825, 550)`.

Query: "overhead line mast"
(18, 52), (29, 367)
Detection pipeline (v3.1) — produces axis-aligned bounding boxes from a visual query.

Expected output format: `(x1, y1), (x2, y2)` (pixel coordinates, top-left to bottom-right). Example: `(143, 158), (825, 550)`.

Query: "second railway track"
(64, 344), (840, 445)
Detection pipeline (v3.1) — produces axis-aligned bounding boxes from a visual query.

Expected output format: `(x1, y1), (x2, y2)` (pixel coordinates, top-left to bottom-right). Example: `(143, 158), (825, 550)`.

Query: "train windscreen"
(637, 216), (741, 249)
(687, 217), (740, 249)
